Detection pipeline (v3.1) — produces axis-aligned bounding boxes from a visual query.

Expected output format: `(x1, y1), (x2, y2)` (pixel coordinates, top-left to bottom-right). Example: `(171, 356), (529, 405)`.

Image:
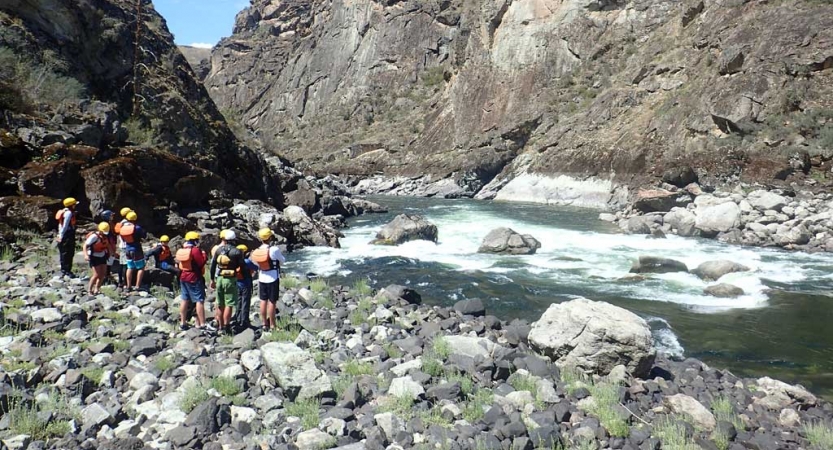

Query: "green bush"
(0, 46), (85, 112)
(209, 376), (242, 397)
(179, 384), (209, 413)
(285, 397), (321, 430)
(123, 118), (155, 147)
(804, 420), (833, 450)
(422, 66), (446, 88)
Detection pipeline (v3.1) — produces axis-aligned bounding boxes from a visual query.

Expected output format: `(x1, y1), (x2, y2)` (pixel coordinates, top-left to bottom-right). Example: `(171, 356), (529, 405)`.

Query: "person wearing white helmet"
(209, 229), (245, 334)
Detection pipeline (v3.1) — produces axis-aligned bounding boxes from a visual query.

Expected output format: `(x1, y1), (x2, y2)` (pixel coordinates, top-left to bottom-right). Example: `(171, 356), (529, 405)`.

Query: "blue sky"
(153, 0), (250, 48)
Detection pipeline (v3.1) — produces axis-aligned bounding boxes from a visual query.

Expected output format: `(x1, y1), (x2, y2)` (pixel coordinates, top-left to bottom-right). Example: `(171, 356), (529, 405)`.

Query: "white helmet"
(224, 230), (237, 241)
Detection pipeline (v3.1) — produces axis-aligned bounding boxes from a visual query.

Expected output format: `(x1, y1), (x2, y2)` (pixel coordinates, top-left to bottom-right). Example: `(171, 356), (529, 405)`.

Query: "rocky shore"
(2, 238), (832, 450)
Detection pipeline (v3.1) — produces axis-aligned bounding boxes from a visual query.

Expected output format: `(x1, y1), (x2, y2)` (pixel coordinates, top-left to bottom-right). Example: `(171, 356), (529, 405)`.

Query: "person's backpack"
(215, 245), (238, 277)
(85, 232), (108, 254)
(176, 248), (195, 272)
(251, 245), (276, 271)
(55, 208), (76, 228)
(119, 222), (136, 243)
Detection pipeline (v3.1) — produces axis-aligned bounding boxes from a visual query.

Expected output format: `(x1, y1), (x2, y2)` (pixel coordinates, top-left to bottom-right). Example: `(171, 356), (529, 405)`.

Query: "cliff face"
(206, 0), (833, 198)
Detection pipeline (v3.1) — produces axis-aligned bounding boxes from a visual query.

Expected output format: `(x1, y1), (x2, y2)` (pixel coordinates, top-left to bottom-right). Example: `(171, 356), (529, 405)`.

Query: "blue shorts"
(180, 281), (205, 303)
(126, 259), (146, 270)
(160, 261), (176, 271)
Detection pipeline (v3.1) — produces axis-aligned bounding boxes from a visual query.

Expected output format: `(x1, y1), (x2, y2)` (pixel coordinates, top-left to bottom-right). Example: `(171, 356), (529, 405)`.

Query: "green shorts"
(216, 276), (238, 308)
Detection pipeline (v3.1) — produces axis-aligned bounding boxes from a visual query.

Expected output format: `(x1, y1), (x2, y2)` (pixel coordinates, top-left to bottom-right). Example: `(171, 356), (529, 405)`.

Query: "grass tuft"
(309, 278), (328, 294)
(378, 394), (415, 418)
(80, 367), (105, 385)
(568, 371), (629, 438)
(263, 315), (302, 342)
(99, 286), (120, 301)
(284, 396), (321, 430)
(281, 274), (300, 289)
(180, 383), (209, 413)
(351, 279), (373, 296)
(383, 342), (402, 360)
(431, 336), (451, 360)
(462, 388), (493, 423)
(804, 421), (833, 450)
(2, 360), (36, 372)
(343, 359), (375, 377)
(653, 416), (700, 450)
(1, 246), (15, 261)
(209, 376), (242, 397)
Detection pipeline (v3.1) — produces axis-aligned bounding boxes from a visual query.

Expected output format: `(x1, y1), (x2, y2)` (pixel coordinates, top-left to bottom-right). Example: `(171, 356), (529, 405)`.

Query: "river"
(289, 196), (833, 398)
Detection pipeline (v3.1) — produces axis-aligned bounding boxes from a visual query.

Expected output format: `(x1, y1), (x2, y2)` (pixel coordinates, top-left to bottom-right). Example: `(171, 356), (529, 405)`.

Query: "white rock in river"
(528, 298), (655, 377)
(695, 202), (741, 235)
(478, 227), (541, 255)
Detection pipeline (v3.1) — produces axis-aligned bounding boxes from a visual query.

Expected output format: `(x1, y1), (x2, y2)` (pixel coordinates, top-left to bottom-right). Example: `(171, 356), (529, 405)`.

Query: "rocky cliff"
(0, 0), (370, 245)
(206, 0), (833, 201)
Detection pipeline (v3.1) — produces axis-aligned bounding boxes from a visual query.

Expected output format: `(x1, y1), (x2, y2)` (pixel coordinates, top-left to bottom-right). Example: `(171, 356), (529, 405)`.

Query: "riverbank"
(2, 237), (832, 450)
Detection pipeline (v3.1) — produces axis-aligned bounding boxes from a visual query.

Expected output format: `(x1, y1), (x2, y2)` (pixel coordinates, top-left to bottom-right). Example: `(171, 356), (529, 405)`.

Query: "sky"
(153, 0), (250, 48)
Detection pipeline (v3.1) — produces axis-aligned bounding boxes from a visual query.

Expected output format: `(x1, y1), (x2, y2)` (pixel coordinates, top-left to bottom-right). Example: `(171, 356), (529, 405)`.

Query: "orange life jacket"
(119, 222), (136, 243)
(86, 232), (108, 254)
(55, 208), (76, 229)
(159, 244), (172, 262)
(176, 248), (195, 272)
(251, 245), (276, 271)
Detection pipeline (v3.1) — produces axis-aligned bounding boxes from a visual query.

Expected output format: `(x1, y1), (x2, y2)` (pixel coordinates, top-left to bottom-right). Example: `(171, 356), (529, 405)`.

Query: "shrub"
(209, 376), (241, 397)
(180, 384), (209, 413)
(653, 416), (700, 450)
(281, 274), (300, 289)
(804, 421), (833, 450)
(284, 396), (321, 430)
(351, 279), (372, 296)
(343, 359), (374, 377)
(123, 118), (155, 147)
(422, 66), (446, 88)
(0, 46), (85, 112)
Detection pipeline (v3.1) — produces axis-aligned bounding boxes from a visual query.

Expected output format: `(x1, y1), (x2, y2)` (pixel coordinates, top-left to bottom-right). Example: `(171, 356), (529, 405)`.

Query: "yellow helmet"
(120, 207), (132, 217)
(160, 235), (170, 243)
(185, 231), (200, 241)
(236, 244), (248, 253)
(63, 197), (77, 207)
(98, 222), (110, 233)
(219, 229), (228, 239)
(126, 211), (138, 221)
(258, 228), (273, 241)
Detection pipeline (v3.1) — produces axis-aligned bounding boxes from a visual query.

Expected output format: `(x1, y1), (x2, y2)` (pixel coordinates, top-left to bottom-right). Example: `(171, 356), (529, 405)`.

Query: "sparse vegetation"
(281, 274), (300, 289)
(180, 383), (209, 413)
(99, 286), (120, 301)
(154, 356), (176, 373)
(653, 416), (700, 450)
(351, 279), (372, 296)
(379, 394), (415, 418)
(462, 388), (493, 423)
(0, 47), (85, 112)
(422, 66), (446, 88)
(209, 376), (242, 397)
(310, 278), (328, 294)
(342, 359), (375, 377)
(2, 360), (36, 372)
(1, 246), (14, 262)
(804, 420), (833, 450)
(284, 396), (321, 430)
(80, 367), (105, 385)
(123, 117), (155, 147)
(264, 315), (302, 342)
(383, 342), (402, 360)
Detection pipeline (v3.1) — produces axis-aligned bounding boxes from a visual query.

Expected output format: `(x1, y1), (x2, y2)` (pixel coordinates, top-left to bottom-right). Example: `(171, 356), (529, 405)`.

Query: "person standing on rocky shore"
(120, 211), (147, 291)
(114, 207), (132, 290)
(209, 230), (245, 334)
(83, 222), (111, 295)
(177, 231), (208, 331)
(146, 235), (177, 274)
(234, 244), (258, 331)
(100, 210), (122, 287)
(252, 228), (285, 333)
(54, 197), (78, 278)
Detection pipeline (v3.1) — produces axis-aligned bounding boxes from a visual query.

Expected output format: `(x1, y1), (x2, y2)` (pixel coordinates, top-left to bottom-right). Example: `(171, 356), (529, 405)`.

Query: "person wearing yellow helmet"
(209, 230), (245, 334)
(146, 235), (177, 274)
(177, 231), (208, 331)
(55, 197), (79, 277)
(120, 210), (147, 291)
(114, 208), (133, 289)
(84, 222), (112, 295)
(251, 228), (286, 332)
(233, 244), (258, 330)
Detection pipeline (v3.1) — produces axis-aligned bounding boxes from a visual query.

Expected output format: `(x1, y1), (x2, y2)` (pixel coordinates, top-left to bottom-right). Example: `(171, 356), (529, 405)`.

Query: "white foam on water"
(295, 201), (833, 314)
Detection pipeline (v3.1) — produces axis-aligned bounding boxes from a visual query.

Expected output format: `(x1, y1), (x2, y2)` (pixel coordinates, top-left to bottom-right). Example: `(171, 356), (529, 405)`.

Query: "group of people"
(55, 198), (287, 334)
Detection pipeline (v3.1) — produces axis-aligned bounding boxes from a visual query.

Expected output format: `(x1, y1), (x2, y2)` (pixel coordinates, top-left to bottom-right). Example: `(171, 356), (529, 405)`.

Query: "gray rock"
(370, 214), (438, 245)
(704, 283), (745, 298)
(30, 308), (62, 323)
(443, 335), (506, 359)
(695, 202), (741, 236)
(453, 298), (486, 316)
(388, 376), (425, 399)
(691, 260), (750, 281)
(477, 227), (541, 255)
(295, 428), (335, 450)
(664, 208), (697, 236)
(619, 216), (653, 235)
(528, 298), (656, 378)
(82, 402), (114, 429)
(128, 372), (159, 392)
(261, 342), (332, 400)
(166, 425), (197, 447)
(629, 256), (688, 274)
(664, 394), (716, 431)
(1, 435), (31, 450)
(747, 190), (788, 212)
(185, 397), (219, 435)
(378, 285), (422, 305)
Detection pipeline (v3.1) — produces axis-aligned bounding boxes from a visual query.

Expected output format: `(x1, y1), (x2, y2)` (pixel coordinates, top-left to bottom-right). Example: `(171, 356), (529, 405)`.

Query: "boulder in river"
(664, 208), (697, 237)
(691, 260), (750, 281)
(704, 283), (745, 298)
(528, 298), (656, 378)
(478, 227), (541, 255)
(629, 255), (688, 274)
(370, 214), (438, 245)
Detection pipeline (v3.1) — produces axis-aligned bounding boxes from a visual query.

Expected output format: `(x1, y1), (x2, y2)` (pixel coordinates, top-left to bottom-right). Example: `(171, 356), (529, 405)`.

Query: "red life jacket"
(119, 222), (136, 243)
(159, 244), (172, 262)
(86, 232), (108, 254)
(55, 208), (76, 229)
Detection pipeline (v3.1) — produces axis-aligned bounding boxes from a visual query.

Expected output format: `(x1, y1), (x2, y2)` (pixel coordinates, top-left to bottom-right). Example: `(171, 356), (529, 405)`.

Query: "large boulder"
(370, 214), (438, 245)
(695, 202), (741, 236)
(81, 158), (156, 224)
(664, 394), (716, 431)
(632, 189), (679, 213)
(261, 342), (332, 400)
(0, 195), (63, 232)
(691, 260), (750, 281)
(629, 256), (688, 274)
(478, 227), (541, 255)
(661, 167), (698, 188)
(619, 216), (653, 235)
(664, 208), (697, 236)
(747, 190), (788, 212)
(703, 283), (745, 298)
(528, 298), (656, 377)
(18, 159), (83, 198)
(283, 205), (341, 248)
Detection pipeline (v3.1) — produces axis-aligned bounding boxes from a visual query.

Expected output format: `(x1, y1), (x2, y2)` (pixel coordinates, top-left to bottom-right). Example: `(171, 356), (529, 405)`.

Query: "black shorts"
(89, 255), (108, 267)
(258, 281), (279, 303)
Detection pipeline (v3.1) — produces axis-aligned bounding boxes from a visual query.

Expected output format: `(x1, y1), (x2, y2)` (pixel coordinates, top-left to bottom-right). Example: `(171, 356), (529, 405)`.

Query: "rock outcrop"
(370, 214), (438, 245)
(528, 298), (656, 378)
(478, 227), (541, 255)
(206, 0), (833, 199)
(691, 260), (751, 281)
(629, 256), (688, 274)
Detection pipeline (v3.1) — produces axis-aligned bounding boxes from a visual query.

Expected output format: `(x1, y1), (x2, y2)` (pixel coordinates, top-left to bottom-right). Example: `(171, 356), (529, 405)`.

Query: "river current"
(289, 196), (833, 398)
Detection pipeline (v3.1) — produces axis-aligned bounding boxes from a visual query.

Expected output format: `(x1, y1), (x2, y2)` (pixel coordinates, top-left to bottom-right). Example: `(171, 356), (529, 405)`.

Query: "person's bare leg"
(87, 271), (96, 293)
(216, 305), (225, 329)
(223, 306), (233, 330)
(196, 303), (206, 327)
(268, 302), (277, 330)
(259, 299), (268, 329)
(135, 269), (144, 290)
(125, 268), (135, 289)
(94, 266), (106, 293)
(180, 300), (190, 326)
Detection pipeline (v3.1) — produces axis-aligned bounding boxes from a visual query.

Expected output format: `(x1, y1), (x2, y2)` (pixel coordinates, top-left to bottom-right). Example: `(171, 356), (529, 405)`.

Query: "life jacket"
(251, 245), (277, 271)
(214, 244), (238, 278)
(119, 222), (136, 244)
(55, 208), (76, 229)
(86, 231), (108, 254)
(159, 244), (172, 263)
(176, 247), (196, 272)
